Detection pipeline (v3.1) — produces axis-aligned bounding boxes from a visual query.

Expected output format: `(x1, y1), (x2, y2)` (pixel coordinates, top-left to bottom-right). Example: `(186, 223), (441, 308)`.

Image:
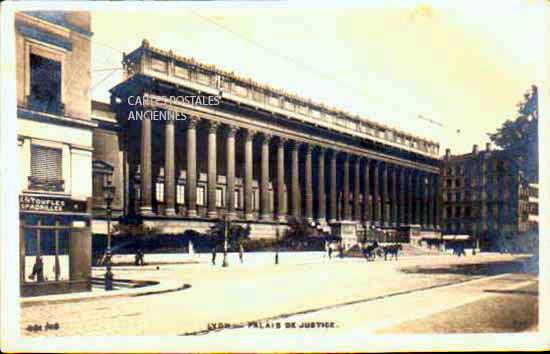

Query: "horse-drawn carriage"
(362, 241), (403, 261)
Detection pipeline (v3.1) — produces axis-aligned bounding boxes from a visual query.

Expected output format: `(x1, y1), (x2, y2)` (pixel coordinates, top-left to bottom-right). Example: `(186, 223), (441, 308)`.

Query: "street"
(20, 253), (538, 337)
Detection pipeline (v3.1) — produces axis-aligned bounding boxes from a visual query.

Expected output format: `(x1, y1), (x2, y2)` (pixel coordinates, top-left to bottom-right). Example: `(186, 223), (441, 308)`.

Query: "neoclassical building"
(92, 39), (441, 242)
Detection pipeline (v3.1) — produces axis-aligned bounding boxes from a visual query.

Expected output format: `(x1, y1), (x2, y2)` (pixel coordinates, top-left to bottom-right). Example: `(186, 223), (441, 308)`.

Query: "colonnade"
(137, 114), (440, 229)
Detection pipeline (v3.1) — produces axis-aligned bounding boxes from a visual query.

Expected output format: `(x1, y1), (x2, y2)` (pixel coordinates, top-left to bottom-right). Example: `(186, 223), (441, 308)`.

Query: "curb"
(20, 281), (190, 307)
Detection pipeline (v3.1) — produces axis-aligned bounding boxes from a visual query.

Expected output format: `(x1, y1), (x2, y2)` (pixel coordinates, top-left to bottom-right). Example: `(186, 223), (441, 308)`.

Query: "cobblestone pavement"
(20, 253), (535, 336)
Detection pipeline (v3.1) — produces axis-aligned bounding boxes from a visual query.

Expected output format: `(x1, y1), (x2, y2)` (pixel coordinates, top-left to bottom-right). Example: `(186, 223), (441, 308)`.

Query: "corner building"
(16, 11), (94, 296)
(441, 144), (535, 250)
(93, 39), (441, 244)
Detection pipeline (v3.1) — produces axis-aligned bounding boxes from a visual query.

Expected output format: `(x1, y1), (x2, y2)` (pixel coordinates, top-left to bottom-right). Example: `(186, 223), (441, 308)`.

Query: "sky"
(89, 0), (545, 155)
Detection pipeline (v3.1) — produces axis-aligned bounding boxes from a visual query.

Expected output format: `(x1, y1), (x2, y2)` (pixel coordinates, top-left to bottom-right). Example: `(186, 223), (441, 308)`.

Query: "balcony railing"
(28, 176), (64, 192)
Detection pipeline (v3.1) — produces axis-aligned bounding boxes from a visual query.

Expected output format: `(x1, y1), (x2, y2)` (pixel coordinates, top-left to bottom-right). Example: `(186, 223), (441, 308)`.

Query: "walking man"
(211, 246), (217, 265)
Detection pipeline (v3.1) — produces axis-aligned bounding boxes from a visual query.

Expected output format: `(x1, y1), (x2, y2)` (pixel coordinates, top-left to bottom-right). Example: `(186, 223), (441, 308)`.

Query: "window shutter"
(31, 145), (62, 180)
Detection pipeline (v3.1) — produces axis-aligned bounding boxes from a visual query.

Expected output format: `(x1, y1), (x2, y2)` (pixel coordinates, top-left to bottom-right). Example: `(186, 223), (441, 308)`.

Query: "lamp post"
(222, 215), (229, 267)
(275, 220), (279, 265)
(103, 177), (116, 291)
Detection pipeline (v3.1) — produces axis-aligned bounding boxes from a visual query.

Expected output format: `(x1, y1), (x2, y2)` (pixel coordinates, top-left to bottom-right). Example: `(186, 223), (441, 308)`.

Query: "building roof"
(122, 39), (439, 149)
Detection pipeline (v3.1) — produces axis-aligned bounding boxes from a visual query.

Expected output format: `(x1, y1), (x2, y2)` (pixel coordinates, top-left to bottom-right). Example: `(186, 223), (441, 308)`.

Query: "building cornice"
(21, 11), (93, 38)
(18, 108), (98, 130)
(121, 40), (440, 155)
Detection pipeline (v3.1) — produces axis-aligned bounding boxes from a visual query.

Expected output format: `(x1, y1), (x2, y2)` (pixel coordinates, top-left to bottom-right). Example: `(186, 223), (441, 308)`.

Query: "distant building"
(16, 11), (94, 296)
(440, 143), (533, 250)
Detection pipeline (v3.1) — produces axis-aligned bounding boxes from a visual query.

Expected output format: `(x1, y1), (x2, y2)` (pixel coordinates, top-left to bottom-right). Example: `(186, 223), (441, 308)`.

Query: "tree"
(282, 217), (315, 249)
(488, 85), (538, 182)
(205, 221), (225, 249)
(110, 223), (161, 251)
(229, 224), (251, 249)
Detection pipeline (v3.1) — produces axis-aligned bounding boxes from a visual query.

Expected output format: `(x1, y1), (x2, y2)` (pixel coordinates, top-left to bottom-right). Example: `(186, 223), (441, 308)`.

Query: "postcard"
(0, 0), (547, 352)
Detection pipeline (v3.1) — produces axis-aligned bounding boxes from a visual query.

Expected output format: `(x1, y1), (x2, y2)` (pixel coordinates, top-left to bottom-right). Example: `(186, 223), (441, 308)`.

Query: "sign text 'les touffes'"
(19, 196), (86, 213)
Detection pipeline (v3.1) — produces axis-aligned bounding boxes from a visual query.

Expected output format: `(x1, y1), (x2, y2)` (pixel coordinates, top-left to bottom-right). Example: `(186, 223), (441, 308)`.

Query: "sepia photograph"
(0, 0), (547, 352)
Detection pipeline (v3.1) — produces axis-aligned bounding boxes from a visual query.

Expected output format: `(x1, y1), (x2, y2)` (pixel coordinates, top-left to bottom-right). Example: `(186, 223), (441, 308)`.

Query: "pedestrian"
(135, 248), (144, 266)
(138, 248), (145, 266)
(328, 244), (333, 259)
(239, 243), (244, 264)
(211, 246), (217, 265)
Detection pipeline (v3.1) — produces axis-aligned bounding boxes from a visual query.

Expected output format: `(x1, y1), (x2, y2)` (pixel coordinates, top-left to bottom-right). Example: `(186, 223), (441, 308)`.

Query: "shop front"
(19, 195), (92, 297)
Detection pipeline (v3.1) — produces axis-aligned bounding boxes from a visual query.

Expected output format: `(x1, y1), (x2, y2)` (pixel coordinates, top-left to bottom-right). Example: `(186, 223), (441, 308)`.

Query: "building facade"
(16, 11), (95, 296)
(440, 143), (535, 250)
(92, 39), (441, 244)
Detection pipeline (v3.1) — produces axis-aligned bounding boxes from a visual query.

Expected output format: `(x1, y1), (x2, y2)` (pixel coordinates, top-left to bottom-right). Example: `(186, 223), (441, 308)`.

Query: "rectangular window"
(252, 190), (258, 211)
(177, 185), (185, 204)
(30, 145), (63, 191)
(156, 182), (164, 202)
(234, 189), (240, 209)
(29, 54), (62, 114)
(215, 187), (224, 207)
(197, 186), (206, 206)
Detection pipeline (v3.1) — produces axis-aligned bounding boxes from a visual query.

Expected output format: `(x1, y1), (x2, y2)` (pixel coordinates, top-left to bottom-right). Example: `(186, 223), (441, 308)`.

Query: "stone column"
(381, 163), (389, 226)
(399, 168), (405, 225)
(329, 150), (337, 223)
(276, 138), (287, 222)
(226, 126), (237, 220)
(317, 147), (327, 225)
(428, 174), (435, 229)
(422, 174), (430, 228)
(408, 170), (414, 225)
(362, 158), (371, 223)
(164, 119), (176, 216)
(290, 142), (301, 219)
(140, 113), (153, 215)
(244, 129), (255, 220)
(434, 174), (440, 230)
(372, 161), (380, 226)
(391, 166), (398, 227)
(415, 172), (423, 226)
(260, 134), (271, 220)
(186, 117), (198, 217)
(207, 122), (219, 218)
(353, 157), (361, 221)
(304, 144), (313, 223)
(343, 154), (350, 220)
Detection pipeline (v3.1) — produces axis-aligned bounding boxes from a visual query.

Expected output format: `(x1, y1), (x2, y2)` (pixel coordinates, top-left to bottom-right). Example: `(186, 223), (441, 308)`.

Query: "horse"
(362, 244), (377, 261)
(383, 243), (402, 261)
(362, 241), (381, 261)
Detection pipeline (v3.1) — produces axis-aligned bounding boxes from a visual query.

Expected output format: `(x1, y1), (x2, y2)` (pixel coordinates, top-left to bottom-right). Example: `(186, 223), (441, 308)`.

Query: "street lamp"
(103, 177), (116, 290)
